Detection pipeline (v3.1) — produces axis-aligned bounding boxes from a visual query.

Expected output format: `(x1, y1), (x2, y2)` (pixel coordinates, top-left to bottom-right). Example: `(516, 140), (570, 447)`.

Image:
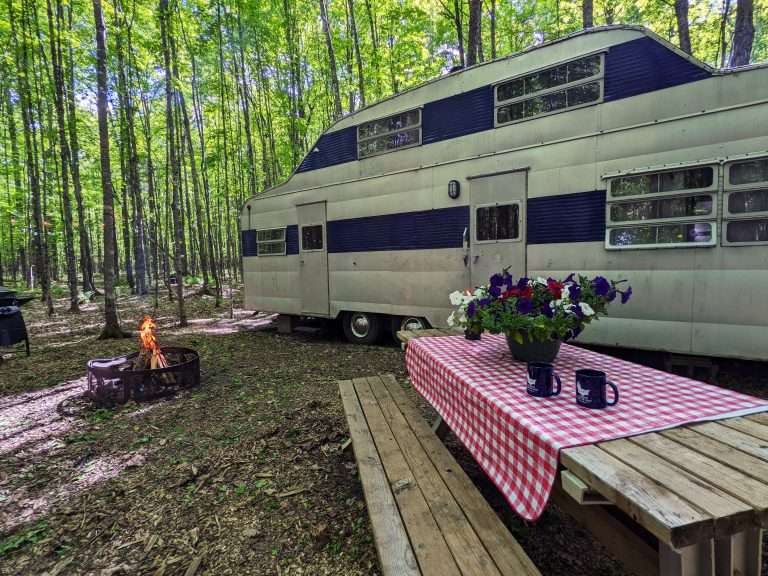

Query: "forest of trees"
(0, 0), (765, 335)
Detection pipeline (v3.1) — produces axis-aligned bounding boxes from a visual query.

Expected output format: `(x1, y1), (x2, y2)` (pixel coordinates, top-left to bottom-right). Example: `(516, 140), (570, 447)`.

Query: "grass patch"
(0, 521), (49, 558)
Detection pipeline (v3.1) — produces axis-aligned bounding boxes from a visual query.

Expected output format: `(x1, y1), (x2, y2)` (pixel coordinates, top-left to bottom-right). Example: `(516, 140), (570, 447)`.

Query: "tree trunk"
(467, 0), (481, 66)
(719, 0), (733, 67)
(93, 0), (124, 338)
(347, 0), (366, 107)
(583, 0), (594, 28)
(453, 0), (465, 67)
(66, 2), (94, 293)
(730, 0), (754, 66)
(675, 0), (692, 54)
(46, 0), (79, 311)
(160, 0), (186, 326)
(319, 0), (343, 119)
(489, 0), (496, 59)
(4, 81), (22, 285)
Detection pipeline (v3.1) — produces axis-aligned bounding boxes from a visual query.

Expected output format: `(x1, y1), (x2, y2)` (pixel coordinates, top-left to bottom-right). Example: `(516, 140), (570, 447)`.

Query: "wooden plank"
(550, 483), (659, 576)
(659, 541), (714, 576)
(379, 374), (541, 576)
(715, 529), (763, 576)
(352, 378), (461, 576)
(631, 433), (768, 526)
(365, 376), (503, 576)
(560, 470), (611, 505)
(397, 330), (415, 345)
(599, 439), (754, 538)
(691, 422), (768, 461)
(660, 427), (768, 483)
(338, 381), (420, 576)
(561, 444), (713, 548)
(744, 412), (768, 426)
(718, 417), (768, 443)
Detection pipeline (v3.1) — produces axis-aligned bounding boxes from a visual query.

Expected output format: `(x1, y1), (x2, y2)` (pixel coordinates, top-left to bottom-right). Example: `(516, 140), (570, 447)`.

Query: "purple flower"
(566, 326), (583, 341)
(516, 277), (530, 290)
(490, 273), (504, 287)
(591, 276), (610, 297)
(571, 304), (584, 318)
(478, 298), (490, 307)
(620, 286), (633, 304)
(569, 284), (581, 300)
(564, 273), (575, 283)
(489, 285), (501, 298)
(516, 298), (534, 314)
(467, 302), (476, 318)
(505, 274), (515, 290)
(607, 289), (617, 303)
(540, 304), (554, 318)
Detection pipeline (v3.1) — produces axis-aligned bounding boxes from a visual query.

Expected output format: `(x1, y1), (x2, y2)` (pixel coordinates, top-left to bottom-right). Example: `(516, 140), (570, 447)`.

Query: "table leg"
(715, 528), (762, 576)
(659, 540), (714, 576)
(431, 415), (450, 440)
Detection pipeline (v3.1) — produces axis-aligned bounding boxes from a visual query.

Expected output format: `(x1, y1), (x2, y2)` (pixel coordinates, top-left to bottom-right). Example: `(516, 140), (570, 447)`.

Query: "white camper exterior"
(240, 25), (768, 359)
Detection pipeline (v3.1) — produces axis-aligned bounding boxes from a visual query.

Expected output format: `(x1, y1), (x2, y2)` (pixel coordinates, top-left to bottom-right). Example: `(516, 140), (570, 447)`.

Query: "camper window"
(256, 228), (286, 256)
(723, 158), (768, 245)
(495, 53), (603, 126)
(476, 203), (520, 242)
(301, 225), (324, 251)
(606, 165), (718, 249)
(357, 109), (421, 159)
(608, 222), (714, 248)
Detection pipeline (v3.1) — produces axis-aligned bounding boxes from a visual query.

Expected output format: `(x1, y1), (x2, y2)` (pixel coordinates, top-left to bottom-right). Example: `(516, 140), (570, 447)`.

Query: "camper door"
(297, 202), (330, 316)
(469, 170), (527, 288)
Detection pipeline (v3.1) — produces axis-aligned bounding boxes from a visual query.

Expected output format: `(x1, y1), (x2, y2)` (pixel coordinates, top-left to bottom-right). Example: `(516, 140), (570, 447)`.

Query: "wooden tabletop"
(397, 329), (768, 550)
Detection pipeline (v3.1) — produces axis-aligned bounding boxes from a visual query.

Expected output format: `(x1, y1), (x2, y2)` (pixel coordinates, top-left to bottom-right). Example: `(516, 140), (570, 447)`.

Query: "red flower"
(547, 279), (563, 299)
(519, 286), (534, 299)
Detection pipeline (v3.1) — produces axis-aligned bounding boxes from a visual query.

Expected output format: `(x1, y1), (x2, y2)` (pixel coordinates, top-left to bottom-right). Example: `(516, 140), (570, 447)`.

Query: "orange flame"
(138, 316), (168, 369)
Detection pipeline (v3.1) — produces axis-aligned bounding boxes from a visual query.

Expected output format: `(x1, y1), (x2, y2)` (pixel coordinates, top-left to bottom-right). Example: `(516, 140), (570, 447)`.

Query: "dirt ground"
(1, 289), (767, 575)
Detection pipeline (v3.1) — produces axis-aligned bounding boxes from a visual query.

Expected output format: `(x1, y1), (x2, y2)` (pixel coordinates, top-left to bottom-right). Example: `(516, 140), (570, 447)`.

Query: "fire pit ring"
(86, 346), (200, 407)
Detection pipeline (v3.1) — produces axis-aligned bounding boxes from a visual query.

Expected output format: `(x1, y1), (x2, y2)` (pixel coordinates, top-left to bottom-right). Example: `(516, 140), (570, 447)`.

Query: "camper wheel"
(342, 312), (383, 344)
(391, 316), (429, 339)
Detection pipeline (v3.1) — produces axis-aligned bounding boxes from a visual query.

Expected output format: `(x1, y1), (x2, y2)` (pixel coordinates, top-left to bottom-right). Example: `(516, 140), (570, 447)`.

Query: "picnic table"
(398, 329), (768, 576)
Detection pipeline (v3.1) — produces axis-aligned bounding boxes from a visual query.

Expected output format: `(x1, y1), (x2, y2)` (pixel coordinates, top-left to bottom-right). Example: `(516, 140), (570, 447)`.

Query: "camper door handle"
(473, 255), (480, 263)
(300, 259), (305, 265)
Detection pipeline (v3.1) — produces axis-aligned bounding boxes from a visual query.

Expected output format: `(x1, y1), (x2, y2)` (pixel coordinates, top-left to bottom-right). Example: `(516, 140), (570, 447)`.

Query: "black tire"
(342, 311), (383, 345)
(390, 315), (430, 340)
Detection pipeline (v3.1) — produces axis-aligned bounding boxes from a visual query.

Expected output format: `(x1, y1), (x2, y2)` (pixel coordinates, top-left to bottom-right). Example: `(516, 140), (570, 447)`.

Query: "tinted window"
(726, 219), (768, 243)
(256, 228), (286, 256)
(496, 54), (602, 104)
(730, 159), (768, 185)
(611, 167), (714, 197)
(609, 222), (712, 247)
(476, 204), (519, 241)
(728, 189), (768, 214)
(301, 225), (323, 250)
(610, 195), (713, 222)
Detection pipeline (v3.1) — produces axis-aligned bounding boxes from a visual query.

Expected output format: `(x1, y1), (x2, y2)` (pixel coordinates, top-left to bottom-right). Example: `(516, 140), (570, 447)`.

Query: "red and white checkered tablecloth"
(405, 334), (768, 521)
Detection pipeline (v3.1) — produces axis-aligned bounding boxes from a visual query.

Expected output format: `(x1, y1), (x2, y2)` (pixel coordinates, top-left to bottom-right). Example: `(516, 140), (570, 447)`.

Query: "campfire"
(136, 316), (168, 371)
(86, 317), (200, 407)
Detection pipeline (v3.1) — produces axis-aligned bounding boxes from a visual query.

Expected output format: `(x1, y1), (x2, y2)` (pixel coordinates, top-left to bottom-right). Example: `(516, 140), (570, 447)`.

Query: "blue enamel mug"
(526, 362), (562, 398)
(575, 369), (619, 409)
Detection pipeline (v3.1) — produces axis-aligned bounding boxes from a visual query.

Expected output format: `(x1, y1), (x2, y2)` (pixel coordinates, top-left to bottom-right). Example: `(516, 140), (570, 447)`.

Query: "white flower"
(579, 302), (595, 317)
(449, 290), (464, 306)
(447, 311), (456, 327)
(473, 287), (485, 298)
(535, 277), (547, 286)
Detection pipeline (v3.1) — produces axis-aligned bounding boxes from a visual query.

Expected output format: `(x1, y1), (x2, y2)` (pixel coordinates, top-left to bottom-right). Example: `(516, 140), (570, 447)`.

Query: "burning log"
(135, 316), (168, 371)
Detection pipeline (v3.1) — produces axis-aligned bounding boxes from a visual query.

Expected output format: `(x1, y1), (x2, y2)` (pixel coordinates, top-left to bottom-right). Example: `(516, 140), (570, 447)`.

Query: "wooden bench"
(339, 373), (541, 576)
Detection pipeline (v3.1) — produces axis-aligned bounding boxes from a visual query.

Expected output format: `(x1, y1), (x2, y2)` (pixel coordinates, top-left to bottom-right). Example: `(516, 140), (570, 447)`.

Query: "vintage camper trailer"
(240, 25), (768, 360)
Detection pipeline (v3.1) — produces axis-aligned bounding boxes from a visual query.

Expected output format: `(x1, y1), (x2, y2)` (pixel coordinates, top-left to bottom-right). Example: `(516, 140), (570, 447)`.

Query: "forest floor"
(1, 289), (767, 575)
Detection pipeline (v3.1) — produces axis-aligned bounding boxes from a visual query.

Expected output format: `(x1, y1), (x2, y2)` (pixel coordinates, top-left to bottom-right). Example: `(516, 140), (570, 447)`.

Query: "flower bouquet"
(448, 270), (632, 362)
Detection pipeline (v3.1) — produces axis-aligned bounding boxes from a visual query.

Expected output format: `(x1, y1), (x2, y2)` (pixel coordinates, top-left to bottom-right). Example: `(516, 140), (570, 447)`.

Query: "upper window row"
(495, 54), (603, 126)
(357, 109), (421, 159)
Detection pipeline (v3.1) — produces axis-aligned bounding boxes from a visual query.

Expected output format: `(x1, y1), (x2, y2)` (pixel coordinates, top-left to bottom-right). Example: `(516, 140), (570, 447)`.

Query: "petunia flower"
(467, 302), (476, 318)
(489, 285), (501, 298)
(540, 303), (554, 318)
(591, 276), (610, 297)
(621, 286), (633, 304)
(579, 302), (595, 316)
(516, 298), (534, 314)
(517, 277), (530, 289)
(607, 289), (617, 303)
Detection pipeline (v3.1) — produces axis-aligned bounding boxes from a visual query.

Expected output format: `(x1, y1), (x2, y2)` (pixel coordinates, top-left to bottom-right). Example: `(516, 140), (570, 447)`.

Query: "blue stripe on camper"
(296, 127), (357, 173)
(286, 225), (299, 255)
(422, 85), (494, 144)
(327, 206), (470, 253)
(241, 229), (258, 257)
(292, 38), (711, 174)
(527, 190), (606, 244)
(604, 37), (710, 102)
